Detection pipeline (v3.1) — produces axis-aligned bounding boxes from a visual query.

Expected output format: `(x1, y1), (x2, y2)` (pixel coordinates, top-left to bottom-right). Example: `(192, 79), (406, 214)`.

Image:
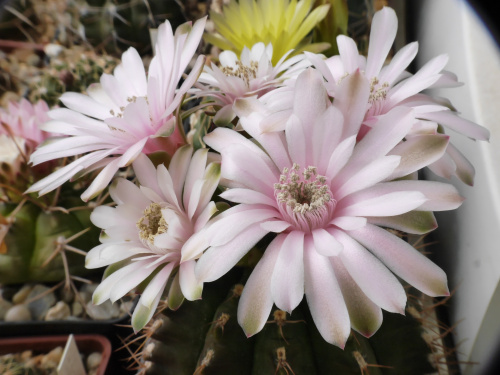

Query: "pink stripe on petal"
(350, 106), (414, 167)
(168, 145), (193, 205)
(194, 201), (218, 232)
(156, 164), (181, 210)
(111, 178), (150, 208)
(292, 69), (330, 133)
(325, 135), (356, 180)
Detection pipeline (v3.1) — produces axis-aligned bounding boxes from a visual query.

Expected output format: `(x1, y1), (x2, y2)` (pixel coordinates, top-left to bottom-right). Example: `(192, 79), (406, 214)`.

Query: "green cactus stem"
(127, 265), (456, 375)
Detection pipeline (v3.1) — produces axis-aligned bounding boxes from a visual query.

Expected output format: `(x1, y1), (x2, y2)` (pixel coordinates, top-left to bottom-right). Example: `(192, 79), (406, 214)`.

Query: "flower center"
(221, 60), (258, 86)
(274, 164), (335, 232)
(137, 203), (168, 245)
(368, 77), (389, 103)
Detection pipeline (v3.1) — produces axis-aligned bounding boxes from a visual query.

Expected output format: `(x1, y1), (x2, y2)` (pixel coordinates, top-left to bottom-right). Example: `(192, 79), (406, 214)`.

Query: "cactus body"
(0, 200), (99, 284)
(134, 267), (454, 375)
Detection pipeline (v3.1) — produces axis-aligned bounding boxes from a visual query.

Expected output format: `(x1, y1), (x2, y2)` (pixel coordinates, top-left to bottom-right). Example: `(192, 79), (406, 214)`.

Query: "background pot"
(0, 334), (111, 375)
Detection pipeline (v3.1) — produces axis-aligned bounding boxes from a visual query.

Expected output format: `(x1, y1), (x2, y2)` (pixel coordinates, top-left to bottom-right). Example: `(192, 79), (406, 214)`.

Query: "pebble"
(5, 304), (31, 321)
(12, 284), (33, 304)
(60, 287), (75, 304)
(0, 281), (131, 322)
(87, 352), (102, 371)
(45, 301), (71, 321)
(26, 284), (56, 321)
(0, 298), (13, 320)
(86, 300), (120, 320)
(41, 346), (63, 369)
(79, 284), (98, 304)
(72, 301), (84, 317)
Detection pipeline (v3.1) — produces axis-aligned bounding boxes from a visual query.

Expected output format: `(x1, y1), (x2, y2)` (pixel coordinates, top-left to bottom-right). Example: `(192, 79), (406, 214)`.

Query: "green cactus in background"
(0, 192), (101, 285)
(313, 0), (349, 56)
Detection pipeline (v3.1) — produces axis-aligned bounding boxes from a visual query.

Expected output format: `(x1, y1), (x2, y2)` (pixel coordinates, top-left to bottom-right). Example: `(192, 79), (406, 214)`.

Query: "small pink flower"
(0, 99), (51, 180)
(307, 7), (489, 184)
(86, 146), (221, 331)
(196, 42), (308, 126)
(0, 98), (51, 147)
(182, 69), (462, 347)
(27, 18), (207, 201)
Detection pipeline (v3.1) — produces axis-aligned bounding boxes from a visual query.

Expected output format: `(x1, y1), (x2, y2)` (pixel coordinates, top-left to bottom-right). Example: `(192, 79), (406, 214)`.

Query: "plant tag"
(57, 334), (87, 375)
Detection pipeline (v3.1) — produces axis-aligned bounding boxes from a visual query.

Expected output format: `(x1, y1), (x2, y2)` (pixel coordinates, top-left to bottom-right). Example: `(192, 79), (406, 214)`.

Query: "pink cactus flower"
(27, 18), (207, 201)
(182, 69), (463, 348)
(306, 7), (489, 185)
(196, 42), (308, 126)
(86, 146), (221, 331)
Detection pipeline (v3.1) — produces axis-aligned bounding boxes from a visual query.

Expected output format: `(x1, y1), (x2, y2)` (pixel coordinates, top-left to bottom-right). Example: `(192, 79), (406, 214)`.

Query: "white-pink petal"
(195, 223), (268, 283)
(312, 228), (343, 256)
(271, 231), (305, 313)
(350, 224), (449, 297)
(179, 259), (203, 301)
(304, 238), (350, 348)
(238, 234), (285, 337)
(334, 230), (407, 314)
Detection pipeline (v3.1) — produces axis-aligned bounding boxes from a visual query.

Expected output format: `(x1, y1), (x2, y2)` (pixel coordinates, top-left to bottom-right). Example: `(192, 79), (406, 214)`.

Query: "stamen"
(369, 77), (389, 103)
(275, 164), (332, 214)
(137, 203), (168, 245)
(221, 60), (259, 86)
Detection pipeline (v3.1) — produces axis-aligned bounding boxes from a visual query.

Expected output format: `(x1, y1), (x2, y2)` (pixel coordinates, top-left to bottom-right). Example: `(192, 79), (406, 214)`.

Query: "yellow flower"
(205, 0), (330, 65)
